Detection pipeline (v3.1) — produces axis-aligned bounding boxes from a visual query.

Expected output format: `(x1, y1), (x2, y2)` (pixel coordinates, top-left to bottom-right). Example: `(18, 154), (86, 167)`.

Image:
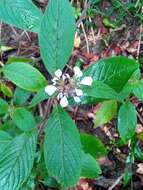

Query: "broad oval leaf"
(39, 0), (75, 75)
(118, 101), (137, 142)
(0, 0), (42, 32)
(82, 81), (118, 100)
(12, 108), (36, 132)
(44, 106), (81, 188)
(81, 153), (101, 179)
(94, 100), (117, 127)
(0, 132), (37, 190)
(83, 56), (139, 92)
(3, 62), (47, 92)
(80, 133), (107, 159)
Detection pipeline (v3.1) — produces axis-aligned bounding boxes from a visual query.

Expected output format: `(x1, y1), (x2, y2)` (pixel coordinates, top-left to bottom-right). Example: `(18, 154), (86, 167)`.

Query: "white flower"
(74, 96), (81, 103)
(55, 69), (62, 78)
(75, 88), (83, 96)
(73, 66), (83, 78)
(60, 96), (69, 108)
(45, 68), (93, 108)
(80, 76), (93, 86)
(45, 85), (57, 96)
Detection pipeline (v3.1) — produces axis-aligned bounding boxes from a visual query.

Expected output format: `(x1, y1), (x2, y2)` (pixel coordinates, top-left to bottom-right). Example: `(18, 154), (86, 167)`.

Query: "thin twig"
(137, 6), (143, 59)
(80, 21), (90, 53)
(107, 174), (123, 190)
(88, 16), (96, 45)
(76, 0), (91, 26)
(38, 99), (53, 136)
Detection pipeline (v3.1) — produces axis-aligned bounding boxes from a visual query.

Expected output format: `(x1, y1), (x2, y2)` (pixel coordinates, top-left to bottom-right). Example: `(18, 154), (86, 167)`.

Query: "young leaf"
(132, 80), (143, 101)
(83, 56), (139, 92)
(80, 133), (107, 159)
(14, 87), (31, 105)
(7, 57), (34, 64)
(0, 132), (37, 190)
(81, 153), (101, 179)
(29, 88), (49, 108)
(82, 81), (118, 100)
(3, 62), (47, 92)
(44, 106), (81, 188)
(39, 0), (75, 75)
(94, 100), (117, 127)
(0, 83), (13, 97)
(118, 101), (137, 142)
(0, 98), (9, 115)
(12, 108), (36, 132)
(0, 0), (42, 32)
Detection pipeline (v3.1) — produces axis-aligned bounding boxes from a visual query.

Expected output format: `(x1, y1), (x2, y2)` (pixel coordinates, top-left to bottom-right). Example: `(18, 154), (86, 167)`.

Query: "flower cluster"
(45, 67), (93, 107)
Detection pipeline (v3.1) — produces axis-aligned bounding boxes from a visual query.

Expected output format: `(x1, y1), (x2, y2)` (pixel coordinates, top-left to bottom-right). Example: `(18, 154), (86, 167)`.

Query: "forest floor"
(1, 0), (143, 190)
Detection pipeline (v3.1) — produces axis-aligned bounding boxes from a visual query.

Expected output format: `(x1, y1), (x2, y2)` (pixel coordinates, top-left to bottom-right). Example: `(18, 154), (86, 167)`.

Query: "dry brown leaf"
(137, 163), (143, 175)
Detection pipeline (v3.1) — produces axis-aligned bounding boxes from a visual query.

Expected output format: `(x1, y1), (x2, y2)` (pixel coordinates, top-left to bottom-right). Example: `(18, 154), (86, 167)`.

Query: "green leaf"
(81, 96), (104, 105)
(0, 98), (9, 115)
(39, 0), (75, 75)
(80, 133), (107, 159)
(0, 121), (21, 137)
(0, 0), (42, 32)
(82, 81), (118, 100)
(81, 153), (101, 179)
(135, 145), (143, 161)
(0, 131), (12, 152)
(3, 62), (47, 92)
(14, 87), (31, 105)
(132, 80), (143, 101)
(118, 101), (137, 142)
(7, 57), (33, 64)
(0, 83), (13, 97)
(103, 18), (116, 29)
(83, 56), (139, 92)
(12, 108), (36, 132)
(94, 100), (117, 127)
(131, 68), (141, 80)
(0, 132), (37, 190)
(44, 177), (60, 189)
(44, 106), (81, 188)
(123, 170), (132, 187)
(29, 88), (49, 108)
(117, 83), (133, 101)
(123, 154), (133, 187)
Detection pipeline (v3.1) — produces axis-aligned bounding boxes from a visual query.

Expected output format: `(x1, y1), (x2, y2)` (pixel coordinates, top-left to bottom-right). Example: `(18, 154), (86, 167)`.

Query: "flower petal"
(80, 76), (93, 86)
(45, 85), (57, 96)
(54, 69), (62, 78)
(73, 66), (83, 78)
(57, 92), (63, 100)
(60, 96), (69, 108)
(75, 88), (83, 96)
(62, 74), (70, 81)
(52, 77), (59, 85)
(74, 96), (81, 103)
